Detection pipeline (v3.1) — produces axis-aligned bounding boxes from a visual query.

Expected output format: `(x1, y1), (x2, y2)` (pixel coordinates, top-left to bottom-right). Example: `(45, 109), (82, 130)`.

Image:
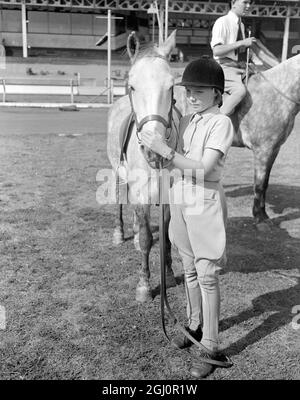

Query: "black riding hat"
(177, 58), (225, 94)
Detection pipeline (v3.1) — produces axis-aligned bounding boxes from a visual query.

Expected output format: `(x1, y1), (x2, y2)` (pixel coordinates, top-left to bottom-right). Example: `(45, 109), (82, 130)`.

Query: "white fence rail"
(0, 77), (126, 103)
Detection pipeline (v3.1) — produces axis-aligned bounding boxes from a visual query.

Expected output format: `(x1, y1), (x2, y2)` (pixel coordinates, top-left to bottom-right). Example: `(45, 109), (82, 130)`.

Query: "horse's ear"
(159, 30), (177, 59)
(127, 31), (140, 64)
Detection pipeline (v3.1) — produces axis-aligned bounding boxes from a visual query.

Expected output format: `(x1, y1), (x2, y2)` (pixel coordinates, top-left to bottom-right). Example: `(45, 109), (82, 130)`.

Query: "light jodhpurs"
(169, 181), (227, 352)
(220, 65), (247, 116)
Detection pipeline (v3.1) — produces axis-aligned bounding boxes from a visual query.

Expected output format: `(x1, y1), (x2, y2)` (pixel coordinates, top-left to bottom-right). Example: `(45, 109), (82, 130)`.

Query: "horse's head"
(127, 31), (177, 168)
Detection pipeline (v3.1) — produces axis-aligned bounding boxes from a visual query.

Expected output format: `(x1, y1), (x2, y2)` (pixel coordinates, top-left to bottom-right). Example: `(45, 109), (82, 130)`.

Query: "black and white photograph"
(0, 0), (299, 387)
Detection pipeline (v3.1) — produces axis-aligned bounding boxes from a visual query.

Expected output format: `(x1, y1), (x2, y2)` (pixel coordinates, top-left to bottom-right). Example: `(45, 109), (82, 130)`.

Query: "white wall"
(0, 10), (119, 49)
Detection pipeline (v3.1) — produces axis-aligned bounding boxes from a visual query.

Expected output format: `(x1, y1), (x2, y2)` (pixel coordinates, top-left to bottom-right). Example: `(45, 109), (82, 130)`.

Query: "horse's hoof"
(165, 273), (177, 288)
(136, 286), (152, 302)
(113, 230), (125, 245)
(134, 234), (141, 251)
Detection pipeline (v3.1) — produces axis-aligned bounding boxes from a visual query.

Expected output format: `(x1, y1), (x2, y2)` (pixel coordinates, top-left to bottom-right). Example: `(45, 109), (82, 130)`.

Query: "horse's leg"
(252, 146), (280, 225)
(164, 204), (177, 287)
(113, 204), (125, 245)
(134, 204), (153, 302)
(133, 210), (141, 251)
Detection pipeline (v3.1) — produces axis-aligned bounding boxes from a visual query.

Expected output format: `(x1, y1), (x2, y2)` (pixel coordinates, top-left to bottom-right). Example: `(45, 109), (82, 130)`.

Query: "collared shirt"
(179, 105), (234, 182)
(210, 10), (245, 62)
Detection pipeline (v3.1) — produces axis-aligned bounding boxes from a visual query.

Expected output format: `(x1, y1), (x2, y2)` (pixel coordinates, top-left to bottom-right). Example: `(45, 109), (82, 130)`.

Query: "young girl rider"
(141, 58), (234, 379)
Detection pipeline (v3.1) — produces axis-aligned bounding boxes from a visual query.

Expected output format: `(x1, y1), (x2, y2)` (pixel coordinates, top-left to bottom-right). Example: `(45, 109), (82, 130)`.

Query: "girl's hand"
(141, 130), (170, 157)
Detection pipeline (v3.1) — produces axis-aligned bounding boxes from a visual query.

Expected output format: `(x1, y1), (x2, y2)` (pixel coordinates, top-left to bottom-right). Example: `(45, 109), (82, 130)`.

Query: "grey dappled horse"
(230, 53), (300, 224)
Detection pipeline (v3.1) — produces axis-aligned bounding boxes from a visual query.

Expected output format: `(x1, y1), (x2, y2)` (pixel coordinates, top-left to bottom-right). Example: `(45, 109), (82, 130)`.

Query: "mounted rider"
(210, 0), (257, 116)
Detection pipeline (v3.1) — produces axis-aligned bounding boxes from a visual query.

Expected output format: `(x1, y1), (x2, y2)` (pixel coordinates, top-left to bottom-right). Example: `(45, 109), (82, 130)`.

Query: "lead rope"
(158, 160), (233, 368)
(159, 162), (169, 340)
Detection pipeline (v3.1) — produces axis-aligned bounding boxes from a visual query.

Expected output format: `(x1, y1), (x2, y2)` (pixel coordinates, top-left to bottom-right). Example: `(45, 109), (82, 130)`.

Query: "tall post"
(21, 0), (28, 58)
(147, 3), (157, 43)
(158, 2), (164, 45)
(281, 6), (291, 61)
(107, 9), (112, 104)
(70, 79), (74, 104)
(152, 13), (155, 43)
(96, 13), (123, 104)
(2, 79), (6, 103)
(164, 0), (168, 41)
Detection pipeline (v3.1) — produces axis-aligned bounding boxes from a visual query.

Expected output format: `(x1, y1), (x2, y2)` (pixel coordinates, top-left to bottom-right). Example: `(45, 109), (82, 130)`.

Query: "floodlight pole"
(96, 12), (123, 104)
(281, 5), (291, 61)
(152, 13), (155, 43)
(147, 2), (158, 43)
(107, 9), (112, 104)
(164, 0), (168, 41)
(21, 0), (28, 58)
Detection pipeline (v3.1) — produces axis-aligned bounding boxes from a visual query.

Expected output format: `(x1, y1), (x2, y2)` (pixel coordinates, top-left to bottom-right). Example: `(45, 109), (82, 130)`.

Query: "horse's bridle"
(128, 85), (175, 144)
(127, 53), (180, 146)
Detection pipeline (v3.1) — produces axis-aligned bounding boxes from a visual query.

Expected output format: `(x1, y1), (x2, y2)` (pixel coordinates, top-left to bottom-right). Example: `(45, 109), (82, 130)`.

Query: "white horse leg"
(134, 205), (153, 302)
(133, 210), (141, 251)
(113, 205), (125, 245)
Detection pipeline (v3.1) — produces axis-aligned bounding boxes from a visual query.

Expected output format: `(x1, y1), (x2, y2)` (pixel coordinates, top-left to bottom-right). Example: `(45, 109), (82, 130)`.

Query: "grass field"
(0, 108), (299, 380)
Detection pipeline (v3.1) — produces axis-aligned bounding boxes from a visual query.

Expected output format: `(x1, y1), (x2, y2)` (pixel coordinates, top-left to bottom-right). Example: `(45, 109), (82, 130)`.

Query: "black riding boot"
(171, 326), (203, 349)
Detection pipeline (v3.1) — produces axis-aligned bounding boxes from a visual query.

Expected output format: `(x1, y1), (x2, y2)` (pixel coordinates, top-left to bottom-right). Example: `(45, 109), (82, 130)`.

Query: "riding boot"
(172, 269), (203, 349)
(185, 268), (203, 330)
(196, 261), (220, 352)
(172, 325), (203, 349)
(190, 349), (229, 379)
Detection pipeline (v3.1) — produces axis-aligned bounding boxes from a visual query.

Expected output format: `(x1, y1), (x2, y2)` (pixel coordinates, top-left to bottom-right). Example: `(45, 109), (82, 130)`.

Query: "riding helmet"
(177, 58), (225, 94)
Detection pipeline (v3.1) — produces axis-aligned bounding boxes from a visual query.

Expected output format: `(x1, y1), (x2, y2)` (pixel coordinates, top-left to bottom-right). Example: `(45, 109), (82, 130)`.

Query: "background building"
(0, 0), (299, 61)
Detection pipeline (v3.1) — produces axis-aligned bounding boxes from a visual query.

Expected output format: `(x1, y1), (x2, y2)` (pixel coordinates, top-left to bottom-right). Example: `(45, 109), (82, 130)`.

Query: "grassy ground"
(0, 108), (299, 380)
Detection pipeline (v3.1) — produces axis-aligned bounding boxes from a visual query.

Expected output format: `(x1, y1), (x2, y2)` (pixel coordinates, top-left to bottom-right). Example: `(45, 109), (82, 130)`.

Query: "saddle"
(115, 112), (135, 204)
(119, 112), (135, 163)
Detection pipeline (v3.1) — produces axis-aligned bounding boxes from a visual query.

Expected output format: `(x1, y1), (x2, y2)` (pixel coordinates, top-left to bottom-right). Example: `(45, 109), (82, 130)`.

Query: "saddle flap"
(119, 112), (135, 162)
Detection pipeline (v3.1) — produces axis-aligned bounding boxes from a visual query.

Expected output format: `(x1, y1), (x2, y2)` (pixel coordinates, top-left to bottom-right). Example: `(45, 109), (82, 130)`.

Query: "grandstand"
(0, 0), (299, 103)
(0, 0), (299, 60)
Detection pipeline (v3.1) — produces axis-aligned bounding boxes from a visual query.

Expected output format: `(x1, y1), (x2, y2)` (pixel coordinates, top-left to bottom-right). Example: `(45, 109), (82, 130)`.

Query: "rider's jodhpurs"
(220, 65), (247, 116)
(168, 181), (227, 351)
